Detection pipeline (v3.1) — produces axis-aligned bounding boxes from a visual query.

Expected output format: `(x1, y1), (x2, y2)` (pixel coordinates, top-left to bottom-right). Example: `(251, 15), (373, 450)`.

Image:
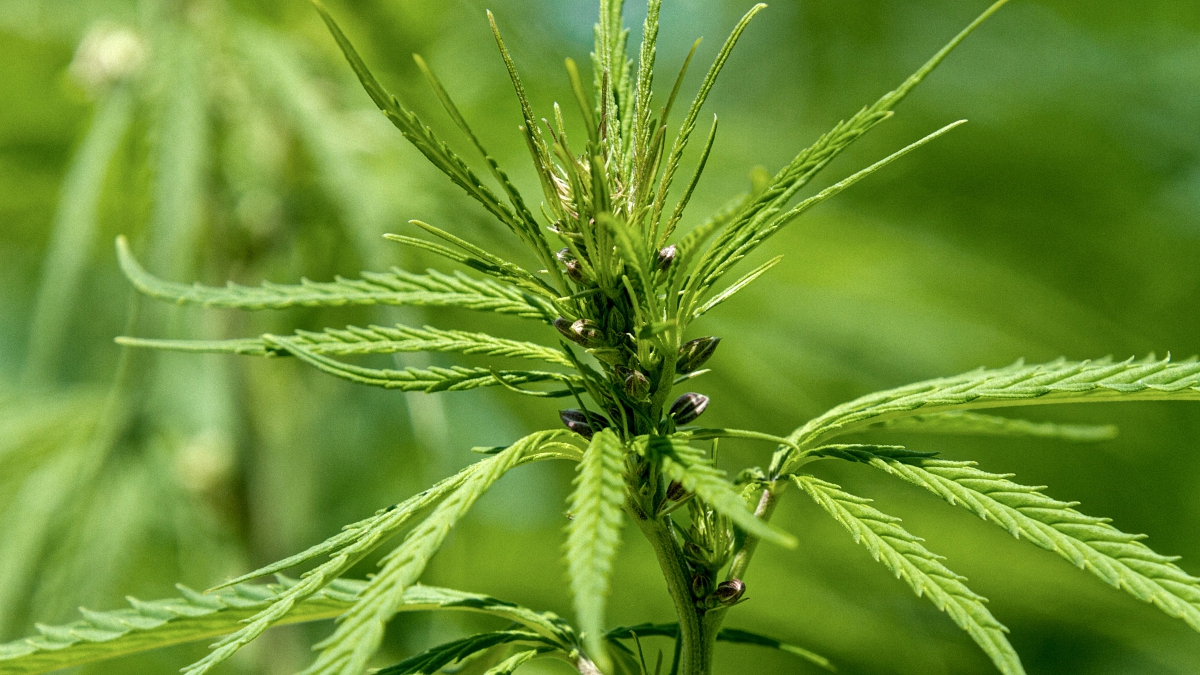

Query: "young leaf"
(651, 4), (766, 236)
(873, 411), (1118, 442)
(299, 431), (562, 675)
(117, 323), (573, 367)
(791, 474), (1024, 675)
(827, 447), (1200, 634)
(565, 428), (627, 670)
(116, 237), (556, 320)
(787, 356), (1200, 458)
(685, 120), (966, 317)
(313, 2), (551, 264)
(643, 436), (796, 548)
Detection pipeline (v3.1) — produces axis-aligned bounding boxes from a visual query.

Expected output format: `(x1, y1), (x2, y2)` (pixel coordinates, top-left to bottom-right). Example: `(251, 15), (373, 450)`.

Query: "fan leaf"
(792, 474), (1024, 675)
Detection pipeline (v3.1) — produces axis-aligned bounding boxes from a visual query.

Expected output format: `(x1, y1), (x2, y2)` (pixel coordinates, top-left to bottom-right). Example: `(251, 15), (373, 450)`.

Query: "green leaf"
(651, 4), (766, 236)
(116, 236), (556, 320)
(0, 578), (361, 675)
(299, 431), (563, 675)
(787, 356), (1200, 456)
(0, 578), (575, 675)
(313, 2), (548, 260)
(827, 447), (1200, 634)
(641, 436), (796, 548)
(482, 649), (545, 675)
(692, 254), (781, 319)
(873, 411), (1118, 442)
(180, 435), (572, 674)
(792, 474), (1023, 675)
(684, 120), (965, 318)
(604, 623), (833, 671)
(116, 323), (572, 367)
(376, 630), (561, 675)
(565, 429), (627, 670)
(255, 334), (579, 395)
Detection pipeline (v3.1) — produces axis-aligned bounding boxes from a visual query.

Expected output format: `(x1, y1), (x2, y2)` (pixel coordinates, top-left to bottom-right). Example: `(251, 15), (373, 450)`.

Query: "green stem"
(696, 481), (785, 663)
(634, 512), (708, 675)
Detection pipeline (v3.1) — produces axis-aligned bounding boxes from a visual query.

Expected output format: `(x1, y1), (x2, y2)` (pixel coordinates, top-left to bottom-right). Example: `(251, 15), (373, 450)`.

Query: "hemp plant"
(4, 1), (1200, 674)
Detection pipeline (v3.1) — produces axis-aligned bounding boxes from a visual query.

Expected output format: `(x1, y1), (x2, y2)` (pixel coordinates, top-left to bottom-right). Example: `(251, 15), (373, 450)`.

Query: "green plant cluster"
(4, 1), (1200, 674)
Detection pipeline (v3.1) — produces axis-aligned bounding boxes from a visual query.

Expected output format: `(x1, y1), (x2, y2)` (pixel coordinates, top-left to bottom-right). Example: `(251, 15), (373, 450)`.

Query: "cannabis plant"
(5, 0), (1200, 673)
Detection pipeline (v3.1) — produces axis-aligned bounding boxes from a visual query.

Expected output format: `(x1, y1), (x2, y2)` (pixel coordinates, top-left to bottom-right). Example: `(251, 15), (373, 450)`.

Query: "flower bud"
(713, 579), (745, 605)
(675, 337), (720, 374)
(559, 409), (610, 439)
(656, 245), (677, 271)
(669, 393), (709, 425)
(624, 369), (651, 400)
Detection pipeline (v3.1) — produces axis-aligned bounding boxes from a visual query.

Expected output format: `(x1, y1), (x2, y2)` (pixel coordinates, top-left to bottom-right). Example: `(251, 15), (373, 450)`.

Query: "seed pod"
(691, 571), (714, 599)
(713, 579), (745, 605)
(656, 245), (677, 271)
(676, 336), (720, 374)
(572, 319), (603, 346)
(665, 480), (689, 502)
(559, 409), (610, 439)
(553, 317), (602, 346)
(556, 248), (585, 282)
(624, 369), (651, 400)
(553, 317), (577, 342)
(669, 392), (709, 425)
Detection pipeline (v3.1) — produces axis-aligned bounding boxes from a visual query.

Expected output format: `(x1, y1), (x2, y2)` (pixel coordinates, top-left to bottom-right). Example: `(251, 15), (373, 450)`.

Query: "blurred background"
(1, 0), (1198, 673)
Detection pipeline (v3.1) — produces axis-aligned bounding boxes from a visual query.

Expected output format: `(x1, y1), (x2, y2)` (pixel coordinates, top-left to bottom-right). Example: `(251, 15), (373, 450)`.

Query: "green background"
(1, 0), (1198, 672)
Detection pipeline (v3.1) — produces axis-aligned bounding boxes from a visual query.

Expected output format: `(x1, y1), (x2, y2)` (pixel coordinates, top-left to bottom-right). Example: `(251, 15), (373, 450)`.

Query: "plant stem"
(692, 480), (786, 667)
(634, 512), (709, 675)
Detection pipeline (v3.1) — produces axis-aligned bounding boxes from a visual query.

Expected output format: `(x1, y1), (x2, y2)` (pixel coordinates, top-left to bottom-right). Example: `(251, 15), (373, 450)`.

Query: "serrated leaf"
(257, 334), (579, 395)
(565, 429), (627, 669)
(482, 649), (545, 675)
(641, 436), (796, 548)
(116, 236), (556, 320)
(299, 431), (563, 675)
(117, 323), (572, 367)
(376, 630), (560, 675)
(827, 446), (1200, 634)
(791, 474), (1024, 675)
(651, 4), (765, 235)
(0, 578), (358, 675)
(874, 411), (1117, 442)
(178, 434), (571, 675)
(0, 578), (576, 675)
(313, 2), (551, 263)
(788, 356), (1200, 457)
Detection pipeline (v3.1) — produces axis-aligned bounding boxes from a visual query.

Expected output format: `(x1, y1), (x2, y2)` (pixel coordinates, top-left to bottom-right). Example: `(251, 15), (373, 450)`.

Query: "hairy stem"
(634, 512), (708, 675)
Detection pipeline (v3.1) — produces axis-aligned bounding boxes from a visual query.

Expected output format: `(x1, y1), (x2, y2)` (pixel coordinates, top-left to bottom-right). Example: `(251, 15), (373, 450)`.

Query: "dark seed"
(714, 579), (745, 605)
(624, 369), (651, 400)
(676, 336), (720, 374)
(559, 409), (610, 439)
(669, 392), (709, 425)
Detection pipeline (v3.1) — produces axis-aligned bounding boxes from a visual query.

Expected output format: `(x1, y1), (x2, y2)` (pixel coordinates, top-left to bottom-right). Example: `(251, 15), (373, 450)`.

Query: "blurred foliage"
(0, 0), (1198, 673)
